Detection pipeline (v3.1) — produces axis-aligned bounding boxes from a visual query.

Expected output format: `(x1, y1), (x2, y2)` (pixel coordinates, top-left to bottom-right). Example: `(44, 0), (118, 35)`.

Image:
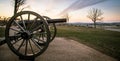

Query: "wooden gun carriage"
(0, 11), (66, 60)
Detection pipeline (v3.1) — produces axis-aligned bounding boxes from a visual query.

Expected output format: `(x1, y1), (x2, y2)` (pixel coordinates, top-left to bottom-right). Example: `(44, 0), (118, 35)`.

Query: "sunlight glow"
(0, 0), (120, 23)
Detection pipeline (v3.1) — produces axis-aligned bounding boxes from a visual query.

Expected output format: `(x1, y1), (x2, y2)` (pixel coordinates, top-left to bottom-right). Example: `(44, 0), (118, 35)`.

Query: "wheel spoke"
(41, 34), (45, 40)
(28, 40), (35, 55)
(31, 38), (43, 50)
(17, 39), (25, 51)
(33, 31), (47, 43)
(40, 32), (47, 41)
(29, 17), (38, 30)
(20, 15), (27, 30)
(33, 36), (45, 43)
(31, 24), (42, 32)
(14, 20), (25, 32)
(26, 13), (30, 30)
(28, 13), (30, 21)
(41, 33), (44, 41)
(25, 40), (28, 55)
(13, 37), (22, 45)
(33, 30), (47, 34)
(10, 27), (22, 33)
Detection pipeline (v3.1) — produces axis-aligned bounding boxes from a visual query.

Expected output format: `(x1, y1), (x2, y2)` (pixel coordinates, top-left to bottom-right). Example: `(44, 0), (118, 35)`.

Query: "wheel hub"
(21, 31), (33, 40)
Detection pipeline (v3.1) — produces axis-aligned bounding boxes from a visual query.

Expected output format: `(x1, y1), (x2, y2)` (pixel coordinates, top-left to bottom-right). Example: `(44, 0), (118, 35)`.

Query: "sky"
(0, 0), (120, 23)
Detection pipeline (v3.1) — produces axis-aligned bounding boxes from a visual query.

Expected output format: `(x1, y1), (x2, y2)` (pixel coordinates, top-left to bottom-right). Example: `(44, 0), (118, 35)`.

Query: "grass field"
(0, 27), (5, 37)
(0, 25), (120, 60)
(56, 25), (120, 60)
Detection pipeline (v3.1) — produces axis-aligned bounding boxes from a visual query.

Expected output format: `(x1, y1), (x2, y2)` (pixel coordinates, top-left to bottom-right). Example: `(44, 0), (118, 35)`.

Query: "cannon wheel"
(42, 16), (57, 42)
(5, 11), (51, 58)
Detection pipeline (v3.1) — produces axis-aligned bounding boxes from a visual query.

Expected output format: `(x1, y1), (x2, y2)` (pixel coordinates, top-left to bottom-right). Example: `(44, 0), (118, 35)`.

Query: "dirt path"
(105, 28), (120, 32)
(0, 37), (117, 61)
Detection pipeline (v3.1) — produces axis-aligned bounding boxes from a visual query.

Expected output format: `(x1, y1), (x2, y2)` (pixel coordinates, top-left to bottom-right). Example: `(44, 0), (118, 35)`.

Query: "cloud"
(59, 0), (107, 15)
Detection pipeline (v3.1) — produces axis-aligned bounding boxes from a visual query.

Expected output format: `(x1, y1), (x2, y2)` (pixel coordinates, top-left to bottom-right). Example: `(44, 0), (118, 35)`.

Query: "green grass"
(56, 25), (120, 60)
(0, 27), (5, 37)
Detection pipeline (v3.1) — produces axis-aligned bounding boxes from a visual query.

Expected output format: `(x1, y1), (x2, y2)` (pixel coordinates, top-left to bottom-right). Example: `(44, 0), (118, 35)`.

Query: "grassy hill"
(56, 25), (120, 60)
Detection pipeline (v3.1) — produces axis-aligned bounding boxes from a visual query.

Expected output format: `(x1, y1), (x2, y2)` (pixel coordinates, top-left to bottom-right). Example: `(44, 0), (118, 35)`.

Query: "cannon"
(0, 11), (66, 60)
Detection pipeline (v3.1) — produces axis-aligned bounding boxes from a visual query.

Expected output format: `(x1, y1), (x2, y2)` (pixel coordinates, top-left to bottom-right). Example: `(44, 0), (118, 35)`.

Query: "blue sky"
(69, 0), (120, 22)
(0, 0), (120, 23)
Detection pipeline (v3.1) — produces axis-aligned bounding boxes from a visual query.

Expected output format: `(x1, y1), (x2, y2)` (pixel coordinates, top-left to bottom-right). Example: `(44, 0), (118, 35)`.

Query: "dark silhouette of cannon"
(0, 11), (66, 61)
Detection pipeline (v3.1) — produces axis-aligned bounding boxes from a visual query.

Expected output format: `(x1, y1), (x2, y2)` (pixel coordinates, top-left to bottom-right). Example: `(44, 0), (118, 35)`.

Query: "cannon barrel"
(46, 18), (66, 23)
(19, 18), (66, 26)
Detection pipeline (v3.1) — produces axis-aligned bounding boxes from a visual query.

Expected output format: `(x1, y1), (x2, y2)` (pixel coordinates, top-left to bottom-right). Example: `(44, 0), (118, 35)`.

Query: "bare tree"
(20, 5), (30, 12)
(3, 17), (8, 25)
(62, 13), (71, 22)
(66, 13), (69, 22)
(0, 16), (9, 26)
(13, 0), (26, 15)
(87, 8), (103, 28)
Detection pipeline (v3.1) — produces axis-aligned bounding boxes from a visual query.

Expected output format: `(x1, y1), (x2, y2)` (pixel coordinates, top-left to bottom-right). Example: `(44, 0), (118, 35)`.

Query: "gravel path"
(0, 37), (117, 61)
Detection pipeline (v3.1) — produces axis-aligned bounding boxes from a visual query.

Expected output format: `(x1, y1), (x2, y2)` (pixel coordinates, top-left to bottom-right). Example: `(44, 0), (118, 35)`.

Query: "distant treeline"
(0, 20), (8, 26)
(67, 22), (120, 27)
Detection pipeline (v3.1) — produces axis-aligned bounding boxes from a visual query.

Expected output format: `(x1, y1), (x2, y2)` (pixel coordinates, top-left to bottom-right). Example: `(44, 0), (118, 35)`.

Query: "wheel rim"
(42, 16), (57, 42)
(5, 11), (50, 57)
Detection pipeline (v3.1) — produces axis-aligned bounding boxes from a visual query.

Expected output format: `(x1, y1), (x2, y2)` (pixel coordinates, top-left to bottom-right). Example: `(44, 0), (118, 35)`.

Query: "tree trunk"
(14, 0), (17, 15)
(93, 21), (96, 28)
